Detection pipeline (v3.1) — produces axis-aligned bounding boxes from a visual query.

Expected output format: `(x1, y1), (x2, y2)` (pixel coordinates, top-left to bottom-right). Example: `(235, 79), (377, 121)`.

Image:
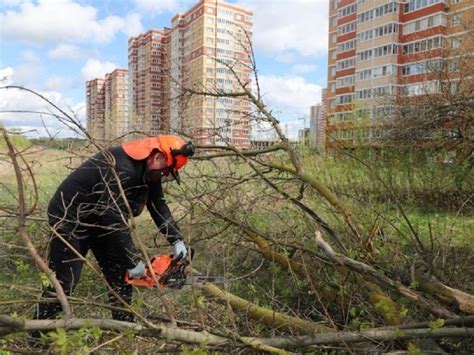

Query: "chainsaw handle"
(124, 269), (155, 287)
(172, 247), (194, 265)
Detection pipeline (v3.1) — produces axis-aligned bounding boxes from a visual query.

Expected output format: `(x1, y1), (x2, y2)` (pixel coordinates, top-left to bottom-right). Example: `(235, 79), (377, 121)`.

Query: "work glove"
(173, 240), (187, 260)
(127, 260), (146, 279)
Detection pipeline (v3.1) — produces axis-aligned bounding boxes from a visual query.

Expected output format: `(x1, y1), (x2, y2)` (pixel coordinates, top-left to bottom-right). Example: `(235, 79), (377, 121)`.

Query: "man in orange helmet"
(34, 135), (194, 324)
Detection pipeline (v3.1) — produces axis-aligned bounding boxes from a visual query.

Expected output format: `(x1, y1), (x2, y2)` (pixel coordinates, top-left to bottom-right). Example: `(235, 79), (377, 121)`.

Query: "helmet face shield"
(146, 167), (176, 184)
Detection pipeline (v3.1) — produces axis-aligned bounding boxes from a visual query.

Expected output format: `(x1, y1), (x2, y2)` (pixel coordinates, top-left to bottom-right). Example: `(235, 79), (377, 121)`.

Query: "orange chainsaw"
(124, 254), (227, 288)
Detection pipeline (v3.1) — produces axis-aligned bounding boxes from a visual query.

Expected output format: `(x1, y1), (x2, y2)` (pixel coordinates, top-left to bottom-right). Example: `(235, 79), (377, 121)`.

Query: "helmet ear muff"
(171, 142), (195, 158)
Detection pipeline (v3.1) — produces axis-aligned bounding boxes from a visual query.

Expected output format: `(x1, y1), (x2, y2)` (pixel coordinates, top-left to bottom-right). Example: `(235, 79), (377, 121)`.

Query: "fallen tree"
(1, 314), (472, 351)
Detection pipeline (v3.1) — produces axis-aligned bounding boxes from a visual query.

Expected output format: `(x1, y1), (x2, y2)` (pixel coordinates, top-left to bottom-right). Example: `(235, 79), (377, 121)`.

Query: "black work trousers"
(35, 228), (134, 322)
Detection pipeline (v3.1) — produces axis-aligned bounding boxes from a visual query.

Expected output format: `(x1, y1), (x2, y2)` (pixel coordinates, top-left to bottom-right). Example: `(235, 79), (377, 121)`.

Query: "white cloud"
(48, 44), (83, 60)
(259, 75), (322, 117)
(12, 64), (43, 87)
(133, 0), (188, 15)
(0, 0), (24, 6)
(274, 52), (298, 64)
(81, 59), (117, 81)
(21, 50), (39, 62)
(291, 64), (317, 74)
(0, 67), (14, 82)
(44, 75), (79, 91)
(237, 0), (328, 57)
(0, 1), (143, 44)
(0, 67), (86, 137)
(122, 13), (144, 37)
(4, 49), (43, 86)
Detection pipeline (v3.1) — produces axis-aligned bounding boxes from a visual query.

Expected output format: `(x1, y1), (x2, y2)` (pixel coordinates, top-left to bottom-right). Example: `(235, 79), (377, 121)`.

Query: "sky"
(0, 0), (329, 139)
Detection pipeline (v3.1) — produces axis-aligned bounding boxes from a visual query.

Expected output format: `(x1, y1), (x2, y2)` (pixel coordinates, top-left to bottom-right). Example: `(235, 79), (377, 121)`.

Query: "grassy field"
(1, 141), (473, 352)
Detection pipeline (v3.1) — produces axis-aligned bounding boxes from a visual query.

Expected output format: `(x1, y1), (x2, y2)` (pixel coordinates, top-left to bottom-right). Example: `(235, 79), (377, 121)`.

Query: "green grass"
(0, 132), (31, 150)
(1, 140), (473, 351)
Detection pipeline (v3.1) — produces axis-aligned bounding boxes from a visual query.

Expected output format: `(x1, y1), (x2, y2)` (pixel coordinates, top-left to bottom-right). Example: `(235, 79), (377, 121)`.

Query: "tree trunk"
(257, 327), (474, 348)
(416, 275), (474, 314)
(201, 284), (333, 335)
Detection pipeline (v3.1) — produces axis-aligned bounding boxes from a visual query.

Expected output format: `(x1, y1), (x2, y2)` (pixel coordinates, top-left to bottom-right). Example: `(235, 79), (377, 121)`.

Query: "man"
(36, 135), (194, 322)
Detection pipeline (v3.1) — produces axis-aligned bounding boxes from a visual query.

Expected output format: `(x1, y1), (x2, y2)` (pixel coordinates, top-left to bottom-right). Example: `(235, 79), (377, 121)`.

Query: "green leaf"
(48, 328), (69, 354)
(132, 296), (144, 311)
(394, 329), (406, 338)
(409, 280), (419, 289)
(90, 326), (103, 339)
(408, 341), (421, 355)
(429, 318), (445, 331)
(39, 273), (51, 288)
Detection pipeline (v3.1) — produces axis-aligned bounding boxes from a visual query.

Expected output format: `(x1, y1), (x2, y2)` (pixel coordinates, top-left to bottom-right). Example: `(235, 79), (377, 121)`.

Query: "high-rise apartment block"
(105, 69), (129, 141)
(125, 0), (253, 148)
(310, 108), (324, 150)
(128, 30), (169, 136)
(86, 78), (105, 140)
(87, 0), (253, 147)
(86, 69), (129, 142)
(309, 88), (327, 151)
(326, 0), (473, 150)
(167, 0), (253, 147)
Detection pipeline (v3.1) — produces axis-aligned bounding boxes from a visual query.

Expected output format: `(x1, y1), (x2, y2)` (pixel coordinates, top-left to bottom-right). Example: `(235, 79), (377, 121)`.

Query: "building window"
(357, 89), (372, 100)
(402, 59), (444, 76)
(448, 58), (460, 72)
(357, 69), (372, 81)
(336, 75), (355, 88)
(336, 94), (354, 104)
(338, 4), (356, 18)
(403, 36), (444, 55)
(337, 21), (356, 35)
(404, 14), (446, 34)
(336, 58), (355, 70)
(451, 14), (461, 26)
(358, 2), (398, 24)
(337, 39), (355, 52)
(451, 37), (461, 49)
(358, 23), (398, 42)
(358, 44), (397, 62)
(404, 0), (443, 13)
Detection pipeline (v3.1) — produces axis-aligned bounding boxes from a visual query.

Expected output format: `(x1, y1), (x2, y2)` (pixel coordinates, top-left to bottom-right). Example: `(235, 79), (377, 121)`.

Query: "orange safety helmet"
(122, 135), (195, 183)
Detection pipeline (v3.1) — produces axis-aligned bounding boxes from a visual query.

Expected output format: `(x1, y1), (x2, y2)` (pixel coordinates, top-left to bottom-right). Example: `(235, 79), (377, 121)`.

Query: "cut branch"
(315, 231), (456, 319)
(201, 284), (333, 335)
(257, 327), (474, 348)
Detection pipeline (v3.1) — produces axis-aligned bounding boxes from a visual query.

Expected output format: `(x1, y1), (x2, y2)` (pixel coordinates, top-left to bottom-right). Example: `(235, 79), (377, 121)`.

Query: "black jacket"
(47, 146), (182, 268)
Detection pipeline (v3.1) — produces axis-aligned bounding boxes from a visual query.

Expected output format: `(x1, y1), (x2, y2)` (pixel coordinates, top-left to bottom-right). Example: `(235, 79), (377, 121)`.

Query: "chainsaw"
(124, 254), (227, 289)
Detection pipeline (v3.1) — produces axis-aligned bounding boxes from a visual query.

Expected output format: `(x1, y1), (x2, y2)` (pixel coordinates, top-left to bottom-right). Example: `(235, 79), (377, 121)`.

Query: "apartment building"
(128, 29), (169, 136)
(169, 0), (253, 147)
(309, 106), (326, 151)
(126, 0), (253, 148)
(86, 70), (129, 142)
(104, 69), (129, 141)
(85, 78), (105, 140)
(326, 0), (473, 150)
(85, 0), (253, 147)
(308, 88), (328, 151)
